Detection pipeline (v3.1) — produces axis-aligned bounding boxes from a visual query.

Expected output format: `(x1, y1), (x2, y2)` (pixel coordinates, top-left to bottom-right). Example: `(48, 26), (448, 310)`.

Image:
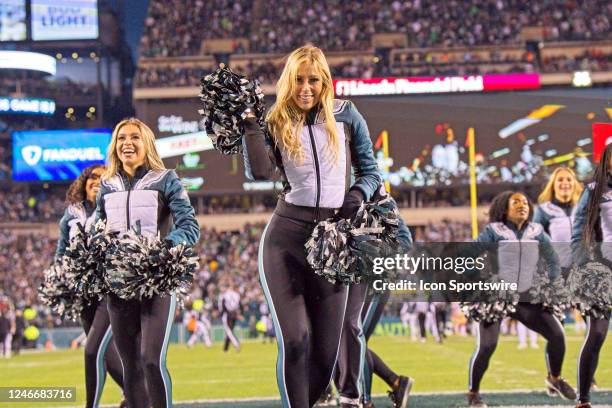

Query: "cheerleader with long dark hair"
(242, 45), (380, 408)
(55, 165), (126, 408)
(571, 144), (612, 408)
(96, 118), (200, 408)
(466, 191), (575, 407)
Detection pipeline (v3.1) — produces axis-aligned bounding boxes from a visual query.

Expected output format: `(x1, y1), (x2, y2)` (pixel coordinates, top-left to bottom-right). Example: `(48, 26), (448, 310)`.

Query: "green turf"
(0, 332), (609, 407)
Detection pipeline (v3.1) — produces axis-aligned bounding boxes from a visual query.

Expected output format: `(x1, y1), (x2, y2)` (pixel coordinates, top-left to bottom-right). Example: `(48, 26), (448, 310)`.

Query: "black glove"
(338, 188), (364, 220)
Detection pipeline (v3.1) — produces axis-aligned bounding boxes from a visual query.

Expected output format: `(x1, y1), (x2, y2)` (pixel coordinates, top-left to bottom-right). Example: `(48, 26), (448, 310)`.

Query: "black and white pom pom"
(63, 220), (110, 302)
(104, 230), (199, 301)
(461, 301), (518, 324)
(305, 195), (403, 285)
(461, 275), (519, 323)
(567, 261), (612, 319)
(529, 273), (571, 321)
(198, 66), (266, 155)
(38, 259), (83, 321)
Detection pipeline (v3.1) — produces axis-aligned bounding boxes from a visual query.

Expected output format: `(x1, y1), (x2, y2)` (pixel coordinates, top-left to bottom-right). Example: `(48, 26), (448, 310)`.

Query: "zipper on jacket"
(125, 177), (132, 230)
(517, 238), (522, 289)
(307, 122), (321, 223)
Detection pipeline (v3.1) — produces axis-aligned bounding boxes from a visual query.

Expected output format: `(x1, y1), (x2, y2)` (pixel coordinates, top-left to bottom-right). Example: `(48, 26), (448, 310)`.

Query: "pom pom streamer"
(529, 273), (571, 321)
(567, 261), (612, 319)
(461, 275), (520, 323)
(198, 67), (266, 155)
(305, 195), (403, 285)
(38, 259), (83, 321)
(104, 230), (199, 301)
(62, 220), (110, 303)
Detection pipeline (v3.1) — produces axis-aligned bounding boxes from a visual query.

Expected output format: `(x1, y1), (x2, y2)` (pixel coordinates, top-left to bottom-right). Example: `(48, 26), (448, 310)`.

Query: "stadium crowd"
(138, 0), (610, 58)
(135, 50), (610, 88)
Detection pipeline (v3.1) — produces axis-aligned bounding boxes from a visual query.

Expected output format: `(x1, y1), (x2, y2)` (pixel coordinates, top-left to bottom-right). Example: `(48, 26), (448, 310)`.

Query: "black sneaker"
(546, 386), (559, 397)
(467, 392), (488, 408)
(545, 376), (577, 400)
(315, 387), (336, 406)
(388, 376), (413, 408)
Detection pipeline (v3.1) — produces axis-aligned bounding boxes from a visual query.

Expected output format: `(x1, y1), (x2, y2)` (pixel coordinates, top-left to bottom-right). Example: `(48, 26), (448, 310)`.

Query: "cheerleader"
(534, 167), (583, 278)
(55, 165), (126, 408)
(96, 118), (200, 408)
(571, 144), (612, 408)
(242, 45), (381, 408)
(466, 191), (576, 407)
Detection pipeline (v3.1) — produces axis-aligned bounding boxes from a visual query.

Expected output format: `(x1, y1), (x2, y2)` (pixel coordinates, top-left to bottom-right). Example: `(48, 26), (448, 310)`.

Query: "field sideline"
(0, 332), (610, 407)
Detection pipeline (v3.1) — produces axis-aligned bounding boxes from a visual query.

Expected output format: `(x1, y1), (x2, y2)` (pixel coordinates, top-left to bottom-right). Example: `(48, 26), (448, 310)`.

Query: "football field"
(0, 332), (610, 407)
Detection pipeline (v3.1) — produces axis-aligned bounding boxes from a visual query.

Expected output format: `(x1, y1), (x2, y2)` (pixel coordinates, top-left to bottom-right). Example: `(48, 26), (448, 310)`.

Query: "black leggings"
(259, 214), (349, 408)
(362, 290), (398, 403)
(81, 299), (124, 408)
(469, 303), (566, 392)
(107, 293), (177, 408)
(334, 283), (368, 403)
(577, 314), (610, 403)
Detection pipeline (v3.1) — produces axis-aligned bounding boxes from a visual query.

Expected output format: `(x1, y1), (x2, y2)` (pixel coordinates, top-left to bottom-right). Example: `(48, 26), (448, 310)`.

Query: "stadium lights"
(573, 71), (592, 87)
(56, 53), (62, 59)
(72, 52), (78, 59)
(90, 52), (97, 59)
(88, 107), (96, 113)
(0, 51), (56, 75)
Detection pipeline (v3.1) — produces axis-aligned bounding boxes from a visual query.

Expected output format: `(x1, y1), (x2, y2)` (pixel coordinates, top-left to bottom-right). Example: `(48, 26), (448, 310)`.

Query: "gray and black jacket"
(56, 201), (96, 259)
(572, 182), (612, 266)
(95, 166), (200, 247)
(533, 200), (575, 268)
(469, 221), (560, 292)
(242, 99), (381, 222)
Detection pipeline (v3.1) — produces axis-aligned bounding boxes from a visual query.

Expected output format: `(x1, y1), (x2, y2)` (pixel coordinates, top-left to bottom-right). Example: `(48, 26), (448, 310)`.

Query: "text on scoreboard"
(12, 129), (110, 181)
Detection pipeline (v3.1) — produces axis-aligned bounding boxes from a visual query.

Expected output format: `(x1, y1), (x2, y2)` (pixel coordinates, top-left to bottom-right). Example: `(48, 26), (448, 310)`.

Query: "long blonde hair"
(538, 166), (583, 205)
(103, 118), (165, 179)
(267, 45), (340, 164)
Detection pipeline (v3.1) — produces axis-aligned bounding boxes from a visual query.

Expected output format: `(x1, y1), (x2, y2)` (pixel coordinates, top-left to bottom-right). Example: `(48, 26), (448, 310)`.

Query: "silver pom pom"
(198, 66), (266, 155)
(104, 230), (199, 301)
(38, 259), (84, 321)
(567, 261), (612, 319)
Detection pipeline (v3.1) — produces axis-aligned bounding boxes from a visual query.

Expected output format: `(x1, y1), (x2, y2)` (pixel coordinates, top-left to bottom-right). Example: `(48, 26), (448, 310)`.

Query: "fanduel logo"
(22, 145), (43, 166)
(21, 146), (104, 167)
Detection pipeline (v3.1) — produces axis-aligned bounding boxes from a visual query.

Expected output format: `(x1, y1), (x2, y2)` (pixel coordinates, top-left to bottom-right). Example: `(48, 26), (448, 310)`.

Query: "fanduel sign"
(13, 129), (110, 181)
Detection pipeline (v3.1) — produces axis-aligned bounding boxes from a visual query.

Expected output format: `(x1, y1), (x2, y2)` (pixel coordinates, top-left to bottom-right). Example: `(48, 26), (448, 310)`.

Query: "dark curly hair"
(488, 190), (533, 224)
(65, 164), (105, 205)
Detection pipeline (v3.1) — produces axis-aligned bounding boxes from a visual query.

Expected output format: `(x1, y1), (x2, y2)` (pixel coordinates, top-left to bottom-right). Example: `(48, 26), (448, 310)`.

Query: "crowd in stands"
(0, 189), (65, 223)
(139, 0), (252, 58)
(139, 0), (610, 58)
(135, 49), (610, 87)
